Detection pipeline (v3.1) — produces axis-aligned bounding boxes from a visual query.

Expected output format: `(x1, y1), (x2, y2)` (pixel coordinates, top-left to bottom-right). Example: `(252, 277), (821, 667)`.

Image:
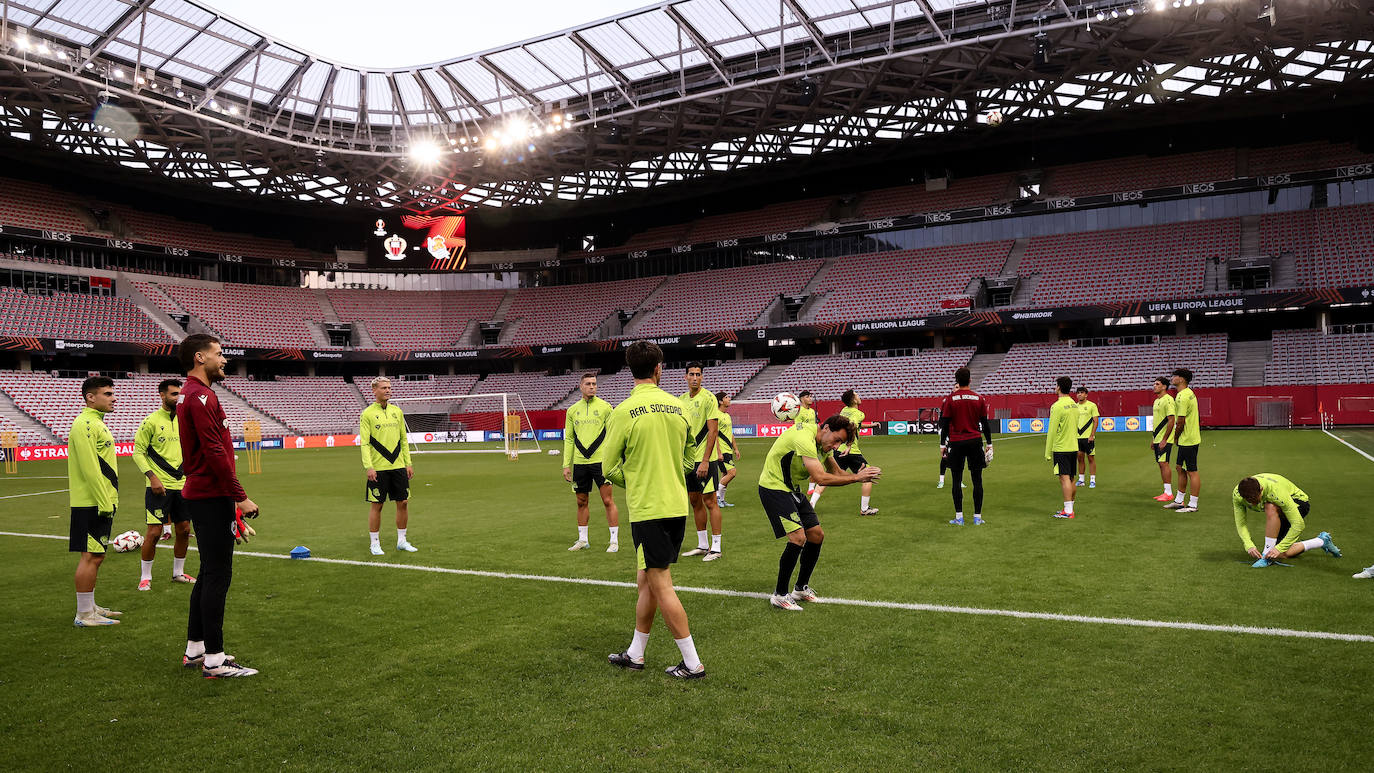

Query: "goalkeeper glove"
(984, 445), (994, 466)
(232, 508), (256, 545)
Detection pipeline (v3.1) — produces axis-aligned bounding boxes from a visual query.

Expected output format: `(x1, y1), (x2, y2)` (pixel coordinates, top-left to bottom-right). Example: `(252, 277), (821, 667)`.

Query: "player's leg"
(969, 449), (986, 524)
(949, 451), (967, 525)
(776, 529), (805, 603)
(763, 488), (806, 610)
(1170, 458), (1189, 507)
(188, 496), (254, 675)
(1076, 450), (1086, 486)
(647, 567), (704, 677)
(598, 482), (620, 552)
(1087, 447), (1097, 486)
(609, 569), (657, 669)
(139, 489), (166, 589)
(367, 498), (385, 555)
(395, 499), (415, 551)
(169, 492), (194, 582)
(809, 484), (825, 505)
(683, 490), (709, 556)
(938, 454), (949, 488)
(855, 456), (877, 515)
(703, 465), (723, 560)
(1154, 444), (1174, 500)
(793, 524), (825, 600)
(71, 507), (117, 625)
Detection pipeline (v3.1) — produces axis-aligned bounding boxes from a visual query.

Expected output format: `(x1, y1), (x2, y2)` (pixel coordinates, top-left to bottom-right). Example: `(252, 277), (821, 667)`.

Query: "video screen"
(366, 214), (468, 271)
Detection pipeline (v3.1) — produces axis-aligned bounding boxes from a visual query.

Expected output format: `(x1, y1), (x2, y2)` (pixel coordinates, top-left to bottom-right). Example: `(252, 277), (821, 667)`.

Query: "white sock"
(76, 591), (95, 614)
(140, 559), (154, 582)
(1264, 537), (1277, 552)
(1174, 492), (1186, 504)
(1077, 475), (1084, 483)
(185, 639), (205, 658)
(1090, 475), (1096, 484)
(173, 556), (186, 577)
(1188, 496), (1198, 507)
(1301, 537), (1324, 552)
(938, 475), (945, 484)
(809, 492), (820, 507)
(954, 512), (963, 521)
(608, 526), (619, 543)
(161, 524), (171, 537)
(974, 513), (982, 520)
(807, 484), (815, 496)
(369, 531), (380, 547)
(1064, 501), (1074, 515)
(710, 533), (721, 552)
(1164, 484), (1173, 495)
(578, 525), (589, 543)
(397, 528), (408, 545)
(675, 635), (702, 671)
(203, 652), (226, 669)
(696, 529), (709, 550)
(627, 629), (649, 662)
(861, 496), (870, 511)
(718, 483), (727, 495)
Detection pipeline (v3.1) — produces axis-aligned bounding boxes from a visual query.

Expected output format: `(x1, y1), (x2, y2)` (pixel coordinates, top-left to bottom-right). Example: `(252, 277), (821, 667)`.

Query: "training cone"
(290, 546), (311, 559)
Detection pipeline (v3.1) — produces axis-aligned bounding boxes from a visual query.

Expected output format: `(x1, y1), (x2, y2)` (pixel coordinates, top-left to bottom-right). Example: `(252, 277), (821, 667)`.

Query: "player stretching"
(1232, 474), (1341, 568)
(714, 392), (741, 509)
(811, 389), (879, 515)
(361, 377), (416, 555)
(1149, 377), (1177, 501)
(177, 334), (260, 678)
(1074, 387), (1100, 488)
(1046, 377), (1079, 519)
(940, 367), (993, 526)
(604, 341), (706, 679)
(563, 373), (620, 551)
(679, 362), (724, 561)
(132, 378), (195, 590)
(760, 416), (879, 611)
(1164, 368), (1201, 513)
(69, 376), (122, 627)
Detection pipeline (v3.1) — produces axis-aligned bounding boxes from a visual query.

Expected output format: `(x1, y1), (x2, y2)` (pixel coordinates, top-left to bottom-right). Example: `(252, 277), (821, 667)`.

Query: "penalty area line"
(1322, 429), (1374, 463)
(2, 530), (1370, 644)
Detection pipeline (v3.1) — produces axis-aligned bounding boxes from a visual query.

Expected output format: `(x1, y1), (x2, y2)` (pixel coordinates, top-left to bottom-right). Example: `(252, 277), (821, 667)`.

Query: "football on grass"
(771, 392), (801, 421)
(111, 530), (143, 553)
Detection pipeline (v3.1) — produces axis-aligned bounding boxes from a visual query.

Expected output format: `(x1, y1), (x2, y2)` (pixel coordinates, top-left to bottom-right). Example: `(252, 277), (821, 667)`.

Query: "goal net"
(392, 393), (541, 457)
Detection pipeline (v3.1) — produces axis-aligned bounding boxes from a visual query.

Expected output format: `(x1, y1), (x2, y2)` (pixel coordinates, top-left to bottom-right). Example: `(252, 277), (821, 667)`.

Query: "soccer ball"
(111, 530), (143, 553)
(771, 392), (801, 421)
(986, 110), (1004, 127)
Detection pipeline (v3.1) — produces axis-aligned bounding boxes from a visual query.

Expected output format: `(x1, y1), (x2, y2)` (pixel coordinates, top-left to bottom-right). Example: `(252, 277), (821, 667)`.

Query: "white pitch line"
(2, 530), (1369, 644)
(0, 488), (68, 500)
(0, 476), (72, 480)
(992, 433), (1045, 442)
(1323, 429), (1374, 463)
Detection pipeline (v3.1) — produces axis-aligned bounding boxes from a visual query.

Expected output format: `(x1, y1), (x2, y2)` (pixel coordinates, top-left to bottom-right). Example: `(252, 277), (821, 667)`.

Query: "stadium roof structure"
(0, 0), (1370, 214)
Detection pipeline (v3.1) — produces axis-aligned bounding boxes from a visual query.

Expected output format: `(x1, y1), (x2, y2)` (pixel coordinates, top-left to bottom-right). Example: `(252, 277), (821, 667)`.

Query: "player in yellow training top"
(1164, 368), (1202, 513)
(131, 378), (196, 591)
(1149, 377), (1177, 502)
(562, 373), (621, 552)
(1232, 473), (1341, 568)
(69, 376), (122, 627)
(1074, 386), (1100, 489)
(1045, 376), (1080, 519)
(360, 377), (415, 555)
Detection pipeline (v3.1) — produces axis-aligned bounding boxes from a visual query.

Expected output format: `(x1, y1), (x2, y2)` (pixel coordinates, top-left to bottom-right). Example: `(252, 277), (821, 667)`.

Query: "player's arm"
(1045, 405), (1060, 461)
(562, 409), (575, 481)
(398, 409), (413, 476)
(359, 408), (376, 479)
(70, 425), (116, 513)
(981, 402), (994, 446)
(1271, 495), (1306, 555)
(600, 411), (629, 488)
(804, 455), (878, 487)
(1171, 399), (1188, 445)
(1089, 408), (1099, 442)
(131, 418), (164, 494)
(697, 417), (718, 477)
(1233, 493), (1258, 556)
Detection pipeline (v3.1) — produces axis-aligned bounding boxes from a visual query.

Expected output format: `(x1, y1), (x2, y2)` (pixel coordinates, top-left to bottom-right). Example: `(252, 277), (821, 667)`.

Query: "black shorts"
(1077, 439), (1096, 456)
(1052, 451), (1077, 477)
(366, 468), (410, 503)
(69, 507), (113, 554)
(760, 486), (820, 539)
(1175, 444), (1200, 472)
(1277, 498), (1312, 535)
(145, 488), (190, 525)
(631, 516), (686, 571)
(571, 463), (608, 494)
(720, 453), (735, 470)
(946, 439), (985, 472)
(685, 462), (718, 495)
(836, 453), (868, 474)
(1152, 442), (1172, 463)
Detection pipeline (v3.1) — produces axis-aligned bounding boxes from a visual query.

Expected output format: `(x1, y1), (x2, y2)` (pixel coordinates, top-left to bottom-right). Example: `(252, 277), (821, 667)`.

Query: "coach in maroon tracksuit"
(176, 334), (261, 678)
(938, 366), (994, 525)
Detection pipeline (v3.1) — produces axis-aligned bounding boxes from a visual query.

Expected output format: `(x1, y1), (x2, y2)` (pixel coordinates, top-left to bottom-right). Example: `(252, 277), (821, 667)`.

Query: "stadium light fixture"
(113, 68), (125, 79)
(409, 139), (443, 165)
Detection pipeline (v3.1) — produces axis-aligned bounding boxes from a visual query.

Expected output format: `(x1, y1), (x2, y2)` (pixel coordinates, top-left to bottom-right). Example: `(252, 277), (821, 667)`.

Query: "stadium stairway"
(1239, 215), (1261, 256)
(739, 364), (791, 399)
(120, 278), (196, 340)
(964, 352), (1006, 391)
(213, 386), (294, 437)
(795, 258), (838, 323)
(312, 289), (343, 324)
(1228, 339), (1272, 387)
(0, 386), (60, 444)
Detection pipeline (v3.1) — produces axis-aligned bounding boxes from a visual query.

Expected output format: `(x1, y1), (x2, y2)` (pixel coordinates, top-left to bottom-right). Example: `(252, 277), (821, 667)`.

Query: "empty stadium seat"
(980, 336), (1233, 394)
(752, 349), (977, 400)
(810, 242), (1011, 322)
(0, 287), (171, 344)
(1266, 329), (1374, 385)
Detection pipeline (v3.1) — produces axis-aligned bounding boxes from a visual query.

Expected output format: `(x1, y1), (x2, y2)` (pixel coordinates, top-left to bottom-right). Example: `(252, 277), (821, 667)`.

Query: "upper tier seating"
(632, 261), (824, 337)
(979, 335), (1232, 393)
(160, 283), (330, 347)
(854, 174), (1012, 220)
(810, 242), (1012, 322)
(749, 348), (977, 400)
(327, 289), (507, 349)
(222, 377), (365, 434)
(1047, 150), (1236, 197)
(0, 287), (171, 344)
(1258, 203), (1374, 288)
(566, 360), (767, 408)
(503, 278), (663, 346)
(0, 180), (97, 235)
(686, 198), (833, 244)
(1248, 142), (1373, 177)
(1266, 329), (1374, 385)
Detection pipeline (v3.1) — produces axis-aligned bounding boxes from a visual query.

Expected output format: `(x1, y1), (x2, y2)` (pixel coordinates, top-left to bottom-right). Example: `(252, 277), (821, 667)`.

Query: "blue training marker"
(290, 546), (311, 559)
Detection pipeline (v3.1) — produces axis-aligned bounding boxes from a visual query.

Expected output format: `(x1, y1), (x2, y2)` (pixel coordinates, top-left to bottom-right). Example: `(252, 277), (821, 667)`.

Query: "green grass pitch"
(2, 429), (1372, 771)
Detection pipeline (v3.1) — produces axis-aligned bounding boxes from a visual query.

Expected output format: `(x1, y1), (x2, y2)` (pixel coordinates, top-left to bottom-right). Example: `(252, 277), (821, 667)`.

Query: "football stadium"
(2, 0), (1373, 767)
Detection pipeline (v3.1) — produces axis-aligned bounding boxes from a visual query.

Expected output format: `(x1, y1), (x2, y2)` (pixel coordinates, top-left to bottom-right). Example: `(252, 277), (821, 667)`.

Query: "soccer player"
(679, 362), (724, 561)
(562, 373), (620, 552)
(1149, 377), (1177, 502)
(760, 415), (880, 611)
(1074, 386), (1100, 488)
(1045, 376), (1079, 519)
(131, 378), (195, 590)
(1232, 474), (1341, 567)
(714, 391), (741, 509)
(603, 341), (706, 679)
(1164, 368), (1201, 513)
(794, 390), (817, 429)
(177, 334), (260, 678)
(940, 367), (993, 526)
(810, 389), (878, 515)
(69, 376), (122, 627)
(361, 377), (416, 555)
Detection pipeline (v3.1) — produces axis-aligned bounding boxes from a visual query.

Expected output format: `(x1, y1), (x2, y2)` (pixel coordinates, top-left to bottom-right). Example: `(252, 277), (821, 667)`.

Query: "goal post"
(392, 393), (542, 456)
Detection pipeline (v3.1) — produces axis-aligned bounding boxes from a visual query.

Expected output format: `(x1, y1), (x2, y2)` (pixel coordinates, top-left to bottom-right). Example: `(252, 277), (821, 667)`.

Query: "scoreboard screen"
(366, 214), (468, 271)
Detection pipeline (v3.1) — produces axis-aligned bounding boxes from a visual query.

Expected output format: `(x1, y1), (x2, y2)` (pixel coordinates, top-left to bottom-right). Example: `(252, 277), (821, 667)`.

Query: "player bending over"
(361, 377), (416, 555)
(940, 367), (992, 526)
(604, 341), (706, 679)
(714, 392), (741, 508)
(1045, 376), (1079, 519)
(1232, 474), (1341, 568)
(1149, 377), (1177, 502)
(562, 373), (620, 552)
(131, 378), (195, 590)
(760, 416), (880, 611)
(811, 389), (879, 516)
(1074, 386), (1100, 488)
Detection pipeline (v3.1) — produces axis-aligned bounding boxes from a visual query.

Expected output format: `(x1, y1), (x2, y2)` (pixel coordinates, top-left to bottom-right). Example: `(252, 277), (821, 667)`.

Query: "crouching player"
(759, 415), (880, 611)
(1232, 473), (1341, 568)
